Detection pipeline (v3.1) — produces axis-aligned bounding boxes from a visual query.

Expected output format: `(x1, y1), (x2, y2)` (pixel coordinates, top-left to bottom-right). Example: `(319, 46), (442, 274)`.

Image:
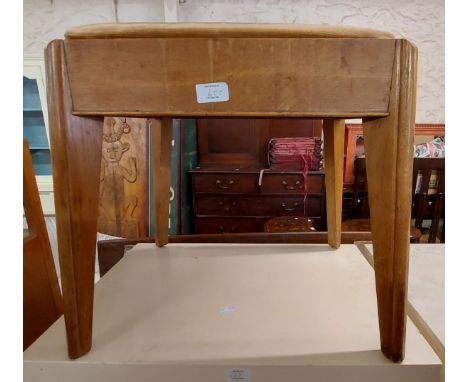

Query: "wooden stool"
(342, 218), (422, 243)
(263, 216), (317, 233)
(45, 23), (417, 362)
(23, 140), (62, 350)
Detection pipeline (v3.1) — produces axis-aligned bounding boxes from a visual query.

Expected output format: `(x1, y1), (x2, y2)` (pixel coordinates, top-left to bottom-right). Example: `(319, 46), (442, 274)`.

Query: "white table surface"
(24, 243), (441, 382)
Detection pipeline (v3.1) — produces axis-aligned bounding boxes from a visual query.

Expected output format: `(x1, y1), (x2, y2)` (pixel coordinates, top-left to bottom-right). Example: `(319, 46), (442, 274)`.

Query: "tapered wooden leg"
(363, 40), (417, 362)
(45, 41), (103, 359)
(23, 140), (63, 350)
(323, 119), (345, 248)
(151, 118), (172, 247)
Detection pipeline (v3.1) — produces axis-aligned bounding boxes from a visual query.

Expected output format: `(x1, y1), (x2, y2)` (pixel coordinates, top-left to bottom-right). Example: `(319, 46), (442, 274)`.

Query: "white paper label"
(195, 82), (229, 103)
(224, 368), (251, 381)
(220, 306), (236, 315)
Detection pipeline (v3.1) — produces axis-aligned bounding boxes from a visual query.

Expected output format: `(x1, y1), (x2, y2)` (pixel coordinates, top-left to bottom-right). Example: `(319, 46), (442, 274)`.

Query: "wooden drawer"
(194, 217), (266, 234)
(196, 195), (322, 217)
(264, 196), (322, 216)
(193, 173), (258, 194)
(260, 173), (323, 195)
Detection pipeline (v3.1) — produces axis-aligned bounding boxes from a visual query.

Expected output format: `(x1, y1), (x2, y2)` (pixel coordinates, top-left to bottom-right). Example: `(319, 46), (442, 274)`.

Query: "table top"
(25, 244), (438, 371)
(65, 23), (394, 39)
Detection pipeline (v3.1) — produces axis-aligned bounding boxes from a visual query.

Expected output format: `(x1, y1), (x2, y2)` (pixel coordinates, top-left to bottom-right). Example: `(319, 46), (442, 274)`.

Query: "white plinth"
(24, 244), (441, 382)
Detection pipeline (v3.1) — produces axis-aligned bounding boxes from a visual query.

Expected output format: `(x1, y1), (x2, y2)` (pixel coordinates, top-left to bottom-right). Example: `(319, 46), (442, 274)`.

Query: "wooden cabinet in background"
(198, 118), (323, 165)
(192, 118), (325, 234)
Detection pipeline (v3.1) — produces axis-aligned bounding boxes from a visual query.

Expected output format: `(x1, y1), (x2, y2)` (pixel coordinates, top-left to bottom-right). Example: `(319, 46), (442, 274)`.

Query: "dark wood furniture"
(46, 23), (416, 362)
(197, 118), (323, 165)
(192, 118), (324, 234)
(343, 123), (445, 189)
(263, 216), (317, 232)
(23, 140), (62, 350)
(191, 165), (325, 233)
(346, 157), (444, 243)
(350, 157), (370, 219)
(412, 158), (445, 243)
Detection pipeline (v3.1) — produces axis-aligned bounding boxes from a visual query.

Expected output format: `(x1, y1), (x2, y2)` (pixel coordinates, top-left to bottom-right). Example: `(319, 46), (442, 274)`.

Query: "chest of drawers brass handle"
(218, 225), (238, 233)
(216, 179), (235, 189)
(217, 200), (237, 211)
(281, 180), (302, 190)
(281, 202), (299, 211)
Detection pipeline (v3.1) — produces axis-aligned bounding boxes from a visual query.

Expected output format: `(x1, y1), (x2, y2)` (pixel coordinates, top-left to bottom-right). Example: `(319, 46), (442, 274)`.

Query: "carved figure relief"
(98, 117), (147, 238)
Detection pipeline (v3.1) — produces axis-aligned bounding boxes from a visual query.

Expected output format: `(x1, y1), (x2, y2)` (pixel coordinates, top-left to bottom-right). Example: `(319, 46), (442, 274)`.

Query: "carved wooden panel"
(98, 117), (149, 238)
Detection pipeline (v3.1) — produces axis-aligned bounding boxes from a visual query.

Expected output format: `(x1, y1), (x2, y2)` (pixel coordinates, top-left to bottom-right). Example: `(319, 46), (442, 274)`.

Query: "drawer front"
(260, 174), (323, 195)
(262, 196), (322, 216)
(194, 217), (266, 234)
(193, 174), (258, 194)
(196, 195), (322, 217)
(195, 195), (243, 216)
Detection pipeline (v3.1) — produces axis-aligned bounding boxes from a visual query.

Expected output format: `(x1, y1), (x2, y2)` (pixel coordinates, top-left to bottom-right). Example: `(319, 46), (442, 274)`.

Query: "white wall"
(24, 0), (444, 123)
(23, 0), (166, 55)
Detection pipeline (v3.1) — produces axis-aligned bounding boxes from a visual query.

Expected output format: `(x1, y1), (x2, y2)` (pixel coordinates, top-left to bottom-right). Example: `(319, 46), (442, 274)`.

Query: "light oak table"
(24, 244), (441, 382)
(44, 23), (417, 361)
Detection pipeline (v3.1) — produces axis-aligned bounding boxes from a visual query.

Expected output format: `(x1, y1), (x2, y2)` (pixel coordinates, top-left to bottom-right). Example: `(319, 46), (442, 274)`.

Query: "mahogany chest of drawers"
(191, 165), (325, 234)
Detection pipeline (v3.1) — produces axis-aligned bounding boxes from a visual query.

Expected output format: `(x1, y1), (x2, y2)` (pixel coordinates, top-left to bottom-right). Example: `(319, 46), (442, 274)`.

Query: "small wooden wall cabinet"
(45, 23), (417, 362)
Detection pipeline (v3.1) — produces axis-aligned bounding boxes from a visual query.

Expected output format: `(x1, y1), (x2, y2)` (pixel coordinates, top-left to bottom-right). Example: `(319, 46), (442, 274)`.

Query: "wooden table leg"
(46, 40), (104, 359)
(150, 118), (172, 247)
(363, 40), (417, 362)
(323, 119), (345, 248)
